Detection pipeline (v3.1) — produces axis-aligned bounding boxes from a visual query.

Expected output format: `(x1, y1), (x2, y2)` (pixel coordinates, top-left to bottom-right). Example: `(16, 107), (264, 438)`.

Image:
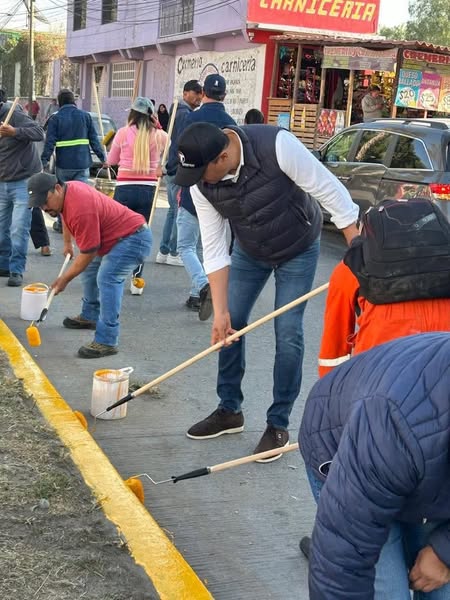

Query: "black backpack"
(344, 198), (450, 304)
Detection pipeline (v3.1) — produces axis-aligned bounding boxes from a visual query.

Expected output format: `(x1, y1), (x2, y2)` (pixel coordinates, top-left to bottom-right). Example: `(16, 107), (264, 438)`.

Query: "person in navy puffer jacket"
(299, 332), (450, 600)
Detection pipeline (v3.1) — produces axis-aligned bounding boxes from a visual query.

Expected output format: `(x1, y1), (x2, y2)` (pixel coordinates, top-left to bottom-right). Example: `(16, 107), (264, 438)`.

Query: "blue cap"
(203, 74), (226, 98)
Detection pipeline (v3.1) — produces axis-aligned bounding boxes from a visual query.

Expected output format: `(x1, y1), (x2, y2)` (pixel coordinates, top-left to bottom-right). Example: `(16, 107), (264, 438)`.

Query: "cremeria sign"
(247, 0), (381, 35)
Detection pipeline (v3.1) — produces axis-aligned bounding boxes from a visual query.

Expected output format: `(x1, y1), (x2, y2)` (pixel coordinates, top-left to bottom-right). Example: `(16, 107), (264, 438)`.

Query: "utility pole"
(28, 0), (35, 118)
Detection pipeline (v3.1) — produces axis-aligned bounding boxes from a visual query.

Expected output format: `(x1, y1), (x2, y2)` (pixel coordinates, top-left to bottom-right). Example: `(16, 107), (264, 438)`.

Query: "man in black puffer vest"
(175, 122), (359, 458)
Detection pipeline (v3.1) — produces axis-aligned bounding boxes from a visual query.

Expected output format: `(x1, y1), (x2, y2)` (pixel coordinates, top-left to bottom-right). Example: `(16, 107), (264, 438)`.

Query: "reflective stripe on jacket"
(41, 104), (105, 170)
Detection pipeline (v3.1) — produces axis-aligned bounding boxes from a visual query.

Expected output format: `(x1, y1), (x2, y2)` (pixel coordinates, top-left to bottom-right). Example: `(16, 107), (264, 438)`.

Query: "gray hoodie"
(0, 102), (44, 181)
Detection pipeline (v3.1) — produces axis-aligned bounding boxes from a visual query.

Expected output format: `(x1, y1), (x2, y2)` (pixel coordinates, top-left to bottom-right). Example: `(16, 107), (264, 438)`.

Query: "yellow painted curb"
(0, 321), (212, 600)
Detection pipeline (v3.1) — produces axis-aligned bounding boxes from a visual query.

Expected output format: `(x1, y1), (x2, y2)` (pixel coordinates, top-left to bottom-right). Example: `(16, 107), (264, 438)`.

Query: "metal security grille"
(111, 62), (136, 97)
(159, 0), (194, 38)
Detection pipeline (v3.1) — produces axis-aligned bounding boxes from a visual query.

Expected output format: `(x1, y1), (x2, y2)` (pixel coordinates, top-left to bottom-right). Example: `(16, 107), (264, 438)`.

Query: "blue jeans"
(79, 228), (152, 346)
(176, 207), (208, 297)
(55, 167), (89, 184)
(0, 179), (32, 274)
(159, 174), (179, 256)
(218, 239), (320, 430)
(306, 468), (450, 599)
(113, 184), (155, 277)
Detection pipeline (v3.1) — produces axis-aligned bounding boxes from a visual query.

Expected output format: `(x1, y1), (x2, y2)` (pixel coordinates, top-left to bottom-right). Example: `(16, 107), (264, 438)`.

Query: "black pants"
(30, 207), (50, 249)
(113, 184), (155, 278)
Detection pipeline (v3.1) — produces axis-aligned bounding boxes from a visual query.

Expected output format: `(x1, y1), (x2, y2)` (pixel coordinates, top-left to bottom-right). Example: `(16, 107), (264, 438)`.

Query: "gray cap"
(128, 96), (155, 115)
(28, 172), (58, 207)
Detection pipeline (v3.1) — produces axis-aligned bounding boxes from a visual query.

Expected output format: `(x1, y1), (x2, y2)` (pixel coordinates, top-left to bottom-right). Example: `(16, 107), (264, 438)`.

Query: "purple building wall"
(66, 1), (253, 127)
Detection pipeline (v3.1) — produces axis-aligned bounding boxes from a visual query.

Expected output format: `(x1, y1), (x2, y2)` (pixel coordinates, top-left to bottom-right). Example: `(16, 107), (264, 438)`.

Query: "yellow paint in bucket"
(20, 282), (49, 321)
(90, 367), (133, 420)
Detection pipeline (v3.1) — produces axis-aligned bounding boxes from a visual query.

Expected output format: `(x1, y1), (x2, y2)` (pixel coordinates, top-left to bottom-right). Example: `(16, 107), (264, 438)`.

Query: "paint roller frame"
(95, 282), (330, 418)
(26, 254), (71, 347)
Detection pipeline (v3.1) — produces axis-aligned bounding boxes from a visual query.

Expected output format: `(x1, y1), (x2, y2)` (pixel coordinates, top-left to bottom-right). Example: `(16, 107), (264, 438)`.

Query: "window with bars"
(159, 0), (194, 37)
(111, 62), (136, 97)
(102, 0), (118, 25)
(73, 0), (87, 30)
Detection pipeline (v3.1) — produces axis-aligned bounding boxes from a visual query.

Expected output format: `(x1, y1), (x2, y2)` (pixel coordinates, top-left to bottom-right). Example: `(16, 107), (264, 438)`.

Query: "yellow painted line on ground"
(0, 320), (212, 600)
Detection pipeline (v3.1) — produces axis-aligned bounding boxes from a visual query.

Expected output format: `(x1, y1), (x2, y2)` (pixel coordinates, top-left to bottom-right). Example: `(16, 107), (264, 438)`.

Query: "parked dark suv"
(316, 118), (450, 221)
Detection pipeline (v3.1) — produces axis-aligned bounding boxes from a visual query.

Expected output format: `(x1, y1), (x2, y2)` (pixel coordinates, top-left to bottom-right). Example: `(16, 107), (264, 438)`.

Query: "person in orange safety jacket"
(318, 260), (450, 378)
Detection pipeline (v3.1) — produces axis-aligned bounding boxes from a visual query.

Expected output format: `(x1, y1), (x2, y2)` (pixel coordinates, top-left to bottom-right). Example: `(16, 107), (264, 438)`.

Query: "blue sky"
(1, 0), (411, 32)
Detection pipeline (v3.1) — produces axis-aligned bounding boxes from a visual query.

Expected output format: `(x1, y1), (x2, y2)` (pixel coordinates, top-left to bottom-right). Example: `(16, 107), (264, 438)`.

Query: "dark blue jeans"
(159, 174), (179, 256)
(218, 239), (320, 430)
(113, 184), (155, 277)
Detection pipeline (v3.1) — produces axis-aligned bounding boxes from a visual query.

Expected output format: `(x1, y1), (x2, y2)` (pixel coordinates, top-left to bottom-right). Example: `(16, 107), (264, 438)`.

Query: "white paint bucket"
(20, 283), (49, 321)
(90, 367), (134, 420)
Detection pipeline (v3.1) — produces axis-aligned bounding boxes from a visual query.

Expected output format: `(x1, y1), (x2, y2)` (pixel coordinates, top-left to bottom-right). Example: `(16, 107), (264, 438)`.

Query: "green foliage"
(406, 0), (450, 46)
(0, 30), (65, 95)
(379, 24), (408, 41)
(379, 0), (450, 46)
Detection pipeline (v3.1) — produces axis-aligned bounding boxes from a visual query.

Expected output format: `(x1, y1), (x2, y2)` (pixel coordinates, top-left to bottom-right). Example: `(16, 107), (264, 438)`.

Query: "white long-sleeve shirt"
(191, 129), (359, 274)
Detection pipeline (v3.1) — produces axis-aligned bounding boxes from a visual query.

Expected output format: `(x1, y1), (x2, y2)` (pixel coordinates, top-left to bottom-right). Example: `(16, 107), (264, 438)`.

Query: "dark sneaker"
(7, 273), (23, 287)
(198, 283), (213, 321)
(254, 425), (289, 463)
(187, 408), (244, 440)
(78, 341), (118, 359)
(185, 296), (200, 311)
(0, 269), (9, 277)
(299, 536), (311, 560)
(52, 220), (62, 233)
(63, 315), (96, 330)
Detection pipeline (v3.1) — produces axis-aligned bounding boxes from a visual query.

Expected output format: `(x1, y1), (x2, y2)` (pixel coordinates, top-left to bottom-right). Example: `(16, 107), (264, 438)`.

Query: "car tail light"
(429, 183), (450, 200)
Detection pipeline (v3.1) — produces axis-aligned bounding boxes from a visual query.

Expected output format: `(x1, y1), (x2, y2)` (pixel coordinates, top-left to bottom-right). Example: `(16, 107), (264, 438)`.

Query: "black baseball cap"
(183, 79), (203, 93)
(203, 74), (226, 98)
(175, 122), (229, 187)
(28, 172), (58, 207)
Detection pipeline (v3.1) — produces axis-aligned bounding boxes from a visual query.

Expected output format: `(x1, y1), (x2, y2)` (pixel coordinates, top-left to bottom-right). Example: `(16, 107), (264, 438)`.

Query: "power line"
(48, 0), (240, 27)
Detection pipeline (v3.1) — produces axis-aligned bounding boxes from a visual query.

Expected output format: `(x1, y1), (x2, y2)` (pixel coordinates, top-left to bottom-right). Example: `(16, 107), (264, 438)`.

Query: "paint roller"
(26, 254), (71, 347)
(96, 282), (330, 417)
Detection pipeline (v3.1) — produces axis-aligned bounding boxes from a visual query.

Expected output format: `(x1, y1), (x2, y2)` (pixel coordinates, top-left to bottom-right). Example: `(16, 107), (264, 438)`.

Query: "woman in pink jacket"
(107, 97), (167, 294)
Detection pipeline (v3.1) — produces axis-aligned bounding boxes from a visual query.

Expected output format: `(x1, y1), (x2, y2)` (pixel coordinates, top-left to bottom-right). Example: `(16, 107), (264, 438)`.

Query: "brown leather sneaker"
(254, 425), (289, 463)
(63, 315), (96, 330)
(77, 341), (118, 359)
(187, 408), (244, 440)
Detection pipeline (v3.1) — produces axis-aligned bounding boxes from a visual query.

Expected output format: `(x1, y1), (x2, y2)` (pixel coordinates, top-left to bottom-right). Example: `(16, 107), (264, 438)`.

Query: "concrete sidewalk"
(0, 199), (342, 599)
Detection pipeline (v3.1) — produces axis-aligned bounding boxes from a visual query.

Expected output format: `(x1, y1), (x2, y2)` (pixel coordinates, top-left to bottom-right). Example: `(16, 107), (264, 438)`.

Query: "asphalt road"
(1, 206), (346, 600)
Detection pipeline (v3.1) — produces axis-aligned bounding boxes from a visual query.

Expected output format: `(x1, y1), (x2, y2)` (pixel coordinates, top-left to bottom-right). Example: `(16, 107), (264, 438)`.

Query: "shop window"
(111, 62), (135, 98)
(276, 46), (298, 99)
(102, 0), (118, 25)
(275, 46), (322, 103)
(323, 130), (359, 163)
(73, 0), (86, 31)
(390, 136), (432, 170)
(354, 131), (394, 164)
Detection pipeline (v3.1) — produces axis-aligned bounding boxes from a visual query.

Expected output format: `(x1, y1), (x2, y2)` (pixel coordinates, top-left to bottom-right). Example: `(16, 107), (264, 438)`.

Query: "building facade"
(66, 0), (266, 126)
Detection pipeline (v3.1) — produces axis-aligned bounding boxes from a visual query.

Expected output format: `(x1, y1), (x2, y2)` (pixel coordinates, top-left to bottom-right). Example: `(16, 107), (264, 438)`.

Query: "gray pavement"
(1, 199), (346, 600)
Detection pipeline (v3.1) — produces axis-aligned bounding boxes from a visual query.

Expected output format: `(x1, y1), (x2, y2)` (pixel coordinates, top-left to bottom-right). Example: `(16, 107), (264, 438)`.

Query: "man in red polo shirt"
(27, 173), (152, 358)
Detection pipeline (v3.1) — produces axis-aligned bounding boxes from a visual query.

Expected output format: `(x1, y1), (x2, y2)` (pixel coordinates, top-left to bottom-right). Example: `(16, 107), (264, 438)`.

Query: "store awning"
(270, 32), (450, 56)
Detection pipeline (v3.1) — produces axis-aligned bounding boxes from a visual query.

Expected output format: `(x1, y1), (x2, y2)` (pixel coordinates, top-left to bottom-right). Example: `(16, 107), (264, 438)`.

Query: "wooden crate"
(267, 99), (323, 149)
(291, 104), (320, 149)
(267, 98), (292, 127)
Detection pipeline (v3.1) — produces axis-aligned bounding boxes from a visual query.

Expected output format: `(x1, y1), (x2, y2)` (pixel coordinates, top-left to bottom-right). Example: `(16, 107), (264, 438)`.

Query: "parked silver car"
(315, 118), (450, 221)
